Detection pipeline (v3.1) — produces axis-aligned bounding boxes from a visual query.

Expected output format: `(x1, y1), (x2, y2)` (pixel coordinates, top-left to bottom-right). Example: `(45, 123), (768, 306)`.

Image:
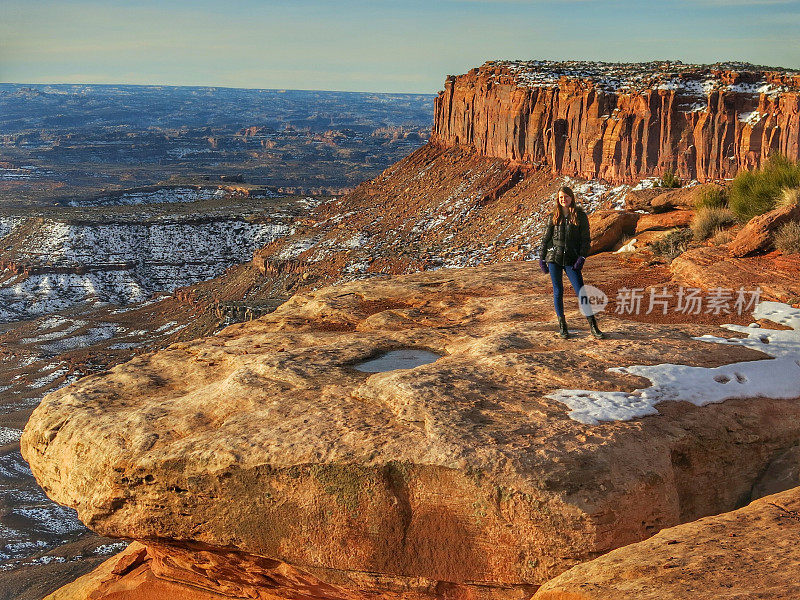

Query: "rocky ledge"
(22, 255), (800, 599)
(534, 485), (800, 600)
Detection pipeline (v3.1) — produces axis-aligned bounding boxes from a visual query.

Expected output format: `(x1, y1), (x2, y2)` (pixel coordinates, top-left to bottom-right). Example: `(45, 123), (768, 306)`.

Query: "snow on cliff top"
(481, 59), (800, 97)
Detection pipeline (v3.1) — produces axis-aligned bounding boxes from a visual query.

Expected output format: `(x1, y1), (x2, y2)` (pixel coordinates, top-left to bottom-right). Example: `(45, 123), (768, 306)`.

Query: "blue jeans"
(548, 262), (586, 318)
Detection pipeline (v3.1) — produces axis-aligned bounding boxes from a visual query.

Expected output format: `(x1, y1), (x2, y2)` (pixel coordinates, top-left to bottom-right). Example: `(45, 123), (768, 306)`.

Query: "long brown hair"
(551, 186), (579, 226)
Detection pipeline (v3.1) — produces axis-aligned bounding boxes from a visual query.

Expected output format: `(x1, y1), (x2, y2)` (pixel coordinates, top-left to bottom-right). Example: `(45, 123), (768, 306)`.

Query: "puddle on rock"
(353, 349), (442, 373)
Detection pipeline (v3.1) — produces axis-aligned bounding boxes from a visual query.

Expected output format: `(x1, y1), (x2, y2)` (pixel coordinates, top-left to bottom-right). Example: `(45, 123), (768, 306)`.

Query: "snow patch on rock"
(547, 301), (800, 424)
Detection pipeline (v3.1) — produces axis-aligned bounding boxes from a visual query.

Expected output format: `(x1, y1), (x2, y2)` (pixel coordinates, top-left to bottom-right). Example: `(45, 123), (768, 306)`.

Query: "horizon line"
(0, 81), (440, 96)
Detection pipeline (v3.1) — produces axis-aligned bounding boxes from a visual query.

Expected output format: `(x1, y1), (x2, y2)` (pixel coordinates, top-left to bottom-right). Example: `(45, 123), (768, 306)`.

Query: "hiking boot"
(558, 316), (569, 339)
(586, 315), (606, 339)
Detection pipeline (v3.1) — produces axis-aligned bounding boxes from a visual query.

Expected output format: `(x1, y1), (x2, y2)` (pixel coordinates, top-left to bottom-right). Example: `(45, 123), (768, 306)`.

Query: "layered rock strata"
(432, 60), (800, 183)
(22, 257), (800, 599)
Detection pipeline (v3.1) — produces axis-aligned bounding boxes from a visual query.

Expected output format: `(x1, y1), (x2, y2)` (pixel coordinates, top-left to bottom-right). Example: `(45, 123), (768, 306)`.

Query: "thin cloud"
(445, 0), (596, 3)
(685, 0), (796, 5)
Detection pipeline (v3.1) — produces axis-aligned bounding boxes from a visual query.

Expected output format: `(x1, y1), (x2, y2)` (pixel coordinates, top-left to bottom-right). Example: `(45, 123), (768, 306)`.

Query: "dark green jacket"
(539, 208), (591, 266)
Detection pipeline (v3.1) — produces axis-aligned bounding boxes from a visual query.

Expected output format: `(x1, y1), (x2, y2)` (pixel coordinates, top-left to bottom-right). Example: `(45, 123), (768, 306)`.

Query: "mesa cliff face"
(432, 60), (800, 183)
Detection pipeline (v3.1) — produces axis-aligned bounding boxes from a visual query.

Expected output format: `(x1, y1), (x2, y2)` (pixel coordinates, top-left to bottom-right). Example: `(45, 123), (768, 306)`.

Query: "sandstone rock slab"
(532, 487), (800, 600)
(650, 188), (697, 212)
(670, 245), (800, 303)
(21, 259), (800, 598)
(635, 210), (694, 234)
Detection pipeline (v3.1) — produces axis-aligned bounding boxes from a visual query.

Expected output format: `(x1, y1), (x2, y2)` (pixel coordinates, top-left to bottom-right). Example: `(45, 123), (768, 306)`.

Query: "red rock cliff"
(431, 60), (800, 183)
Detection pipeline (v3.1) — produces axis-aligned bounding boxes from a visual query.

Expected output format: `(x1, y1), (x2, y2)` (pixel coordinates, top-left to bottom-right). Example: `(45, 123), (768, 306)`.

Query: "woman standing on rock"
(539, 186), (606, 339)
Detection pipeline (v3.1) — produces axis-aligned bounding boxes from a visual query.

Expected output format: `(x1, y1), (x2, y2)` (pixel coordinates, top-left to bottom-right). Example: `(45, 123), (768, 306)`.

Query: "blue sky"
(1, 0), (798, 93)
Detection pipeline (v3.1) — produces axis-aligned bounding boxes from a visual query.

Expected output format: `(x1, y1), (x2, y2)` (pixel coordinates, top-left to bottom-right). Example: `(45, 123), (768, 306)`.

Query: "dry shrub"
(777, 187), (800, 209)
(648, 228), (692, 261)
(694, 185), (728, 210)
(691, 207), (737, 241)
(710, 227), (734, 246)
(774, 221), (800, 254)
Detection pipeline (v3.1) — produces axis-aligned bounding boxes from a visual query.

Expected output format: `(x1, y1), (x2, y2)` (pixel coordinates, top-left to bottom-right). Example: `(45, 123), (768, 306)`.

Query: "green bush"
(774, 221), (800, 254)
(691, 207), (737, 241)
(694, 185), (728, 210)
(729, 154), (800, 222)
(658, 168), (681, 189)
(648, 227), (693, 261)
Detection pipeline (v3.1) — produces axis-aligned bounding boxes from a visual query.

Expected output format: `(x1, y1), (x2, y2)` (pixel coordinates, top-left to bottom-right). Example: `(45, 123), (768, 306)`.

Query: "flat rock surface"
(532, 486), (800, 600)
(21, 256), (800, 594)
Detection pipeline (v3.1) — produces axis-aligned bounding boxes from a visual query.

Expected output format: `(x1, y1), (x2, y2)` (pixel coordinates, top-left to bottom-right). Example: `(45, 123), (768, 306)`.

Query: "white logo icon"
(578, 285), (608, 316)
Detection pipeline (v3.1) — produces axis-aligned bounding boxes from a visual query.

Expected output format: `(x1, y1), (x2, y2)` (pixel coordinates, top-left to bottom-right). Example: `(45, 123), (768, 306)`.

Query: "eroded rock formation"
(432, 60), (800, 183)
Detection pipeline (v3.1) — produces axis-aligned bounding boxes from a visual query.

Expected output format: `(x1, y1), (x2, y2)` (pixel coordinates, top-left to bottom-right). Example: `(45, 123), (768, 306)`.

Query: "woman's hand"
(573, 256), (585, 270)
(539, 259), (549, 274)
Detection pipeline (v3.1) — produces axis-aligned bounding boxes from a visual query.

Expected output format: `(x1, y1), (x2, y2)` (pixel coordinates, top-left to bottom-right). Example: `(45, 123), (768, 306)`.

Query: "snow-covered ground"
(0, 427), (21, 445)
(0, 216), (25, 239)
(0, 166), (53, 181)
(0, 468), (86, 564)
(548, 301), (800, 424)
(0, 218), (291, 323)
(66, 186), (280, 206)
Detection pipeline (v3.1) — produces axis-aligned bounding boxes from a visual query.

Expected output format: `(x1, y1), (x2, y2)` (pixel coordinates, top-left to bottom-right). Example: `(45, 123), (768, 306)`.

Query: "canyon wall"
(431, 60), (800, 183)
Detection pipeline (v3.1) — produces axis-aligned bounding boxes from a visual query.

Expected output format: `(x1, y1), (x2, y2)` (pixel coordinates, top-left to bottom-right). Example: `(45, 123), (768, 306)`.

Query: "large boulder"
(728, 203), (800, 257)
(587, 210), (639, 253)
(533, 486), (800, 600)
(624, 188), (663, 212)
(650, 188), (698, 212)
(21, 258), (800, 599)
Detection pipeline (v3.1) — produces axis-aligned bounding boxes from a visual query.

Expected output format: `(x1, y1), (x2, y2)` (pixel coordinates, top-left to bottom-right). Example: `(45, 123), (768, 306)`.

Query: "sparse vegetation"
(691, 207), (737, 241)
(694, 185), (728, 210)
(774, 221), (800, 254)
(729, 154), (800, 222)
(657, 168), (681, 189)
(648, 227), (693, 261)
